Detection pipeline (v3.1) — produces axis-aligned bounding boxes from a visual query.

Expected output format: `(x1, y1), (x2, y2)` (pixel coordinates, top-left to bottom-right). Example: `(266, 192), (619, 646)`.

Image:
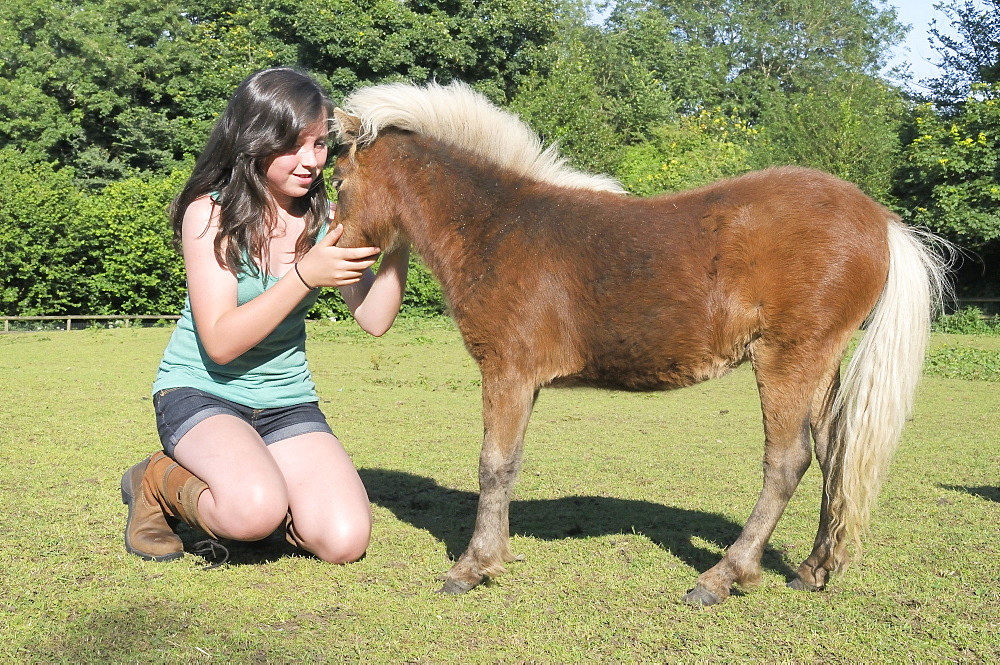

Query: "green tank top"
(152, 267), (322, 407)
(154, 200), (331, 407)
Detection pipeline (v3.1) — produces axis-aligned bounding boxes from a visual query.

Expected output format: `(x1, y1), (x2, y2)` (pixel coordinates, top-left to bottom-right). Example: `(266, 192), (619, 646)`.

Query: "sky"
(886, 0), (985, 87)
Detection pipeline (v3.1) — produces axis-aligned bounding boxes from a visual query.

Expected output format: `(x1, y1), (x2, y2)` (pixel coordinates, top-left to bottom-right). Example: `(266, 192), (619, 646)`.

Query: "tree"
(754, 73), (907, 200)
(894, 86), (1000, 252)
(0, 0), (213, 186)
(509, 7), (673, 174)
(894, 0), (1000, 294)
(511, 43), (624, 175)
(594, 0), (910, 200)
(602, 0), (906, 116)
(615, 109), (756, 195)
(74, 173), (190, 315)
(0, 0), (564, 188)
(252, 0), (560, 103)
(0, 149), (84, 315)
(922, 0), (1000, 110)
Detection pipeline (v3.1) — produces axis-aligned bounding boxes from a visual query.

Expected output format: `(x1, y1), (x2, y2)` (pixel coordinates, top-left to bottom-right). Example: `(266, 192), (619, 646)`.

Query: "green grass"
(926, 334), (1000, 382)
(1, 319), (998, 662)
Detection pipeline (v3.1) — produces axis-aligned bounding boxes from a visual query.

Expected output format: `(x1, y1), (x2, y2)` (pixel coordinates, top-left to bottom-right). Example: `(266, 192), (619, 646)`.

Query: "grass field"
(1, 319), (998, 663)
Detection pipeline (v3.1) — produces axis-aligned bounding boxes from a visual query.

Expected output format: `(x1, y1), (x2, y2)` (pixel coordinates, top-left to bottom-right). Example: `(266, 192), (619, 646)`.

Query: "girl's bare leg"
(171, 415), (289, 541)
(268, 431), (372, 563)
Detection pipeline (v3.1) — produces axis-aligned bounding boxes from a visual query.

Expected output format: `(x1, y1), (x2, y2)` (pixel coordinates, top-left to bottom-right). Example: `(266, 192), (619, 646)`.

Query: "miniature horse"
(330, 81), (950, 605)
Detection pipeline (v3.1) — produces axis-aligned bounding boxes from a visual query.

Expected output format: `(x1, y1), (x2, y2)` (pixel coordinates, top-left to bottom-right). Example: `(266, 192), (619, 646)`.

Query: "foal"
(331, 81), (950, 604)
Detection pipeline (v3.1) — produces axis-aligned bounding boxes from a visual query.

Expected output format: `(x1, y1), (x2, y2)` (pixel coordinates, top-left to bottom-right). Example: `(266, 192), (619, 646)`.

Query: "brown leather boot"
(144, 451), (219, 540)
(121, 456), (183, 561)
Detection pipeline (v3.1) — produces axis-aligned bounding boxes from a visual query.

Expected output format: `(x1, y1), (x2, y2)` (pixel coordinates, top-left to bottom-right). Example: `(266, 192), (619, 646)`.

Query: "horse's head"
(329, 80), (625, 253)
(329, 107), (408, 252)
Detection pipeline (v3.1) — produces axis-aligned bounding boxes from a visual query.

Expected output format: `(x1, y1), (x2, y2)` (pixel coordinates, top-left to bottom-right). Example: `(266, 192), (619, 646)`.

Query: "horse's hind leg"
(440, 371), (537, 594)
(684, 343), (819, 606)
(790, 349), (852, 591)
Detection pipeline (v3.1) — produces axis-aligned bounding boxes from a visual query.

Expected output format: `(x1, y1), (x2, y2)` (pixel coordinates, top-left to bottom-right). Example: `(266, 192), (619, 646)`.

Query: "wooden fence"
(1, 298), (998, 333)
(954, 298), (1000, 317)
(1, 315), (180, 333)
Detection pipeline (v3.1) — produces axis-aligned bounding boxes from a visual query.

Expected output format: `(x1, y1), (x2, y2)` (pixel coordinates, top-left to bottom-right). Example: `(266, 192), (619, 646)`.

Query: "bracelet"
(293, 263), (317, 290)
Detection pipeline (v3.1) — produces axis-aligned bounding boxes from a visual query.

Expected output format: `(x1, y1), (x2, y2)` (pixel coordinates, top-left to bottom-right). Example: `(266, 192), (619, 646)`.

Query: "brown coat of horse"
(331, 82), (951, 604)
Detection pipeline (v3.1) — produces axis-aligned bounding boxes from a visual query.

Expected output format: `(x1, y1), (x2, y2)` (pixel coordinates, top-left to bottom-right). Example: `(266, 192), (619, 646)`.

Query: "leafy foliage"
(74, 172), (190, 315)
(0, 0), (561, 188)
(603, 0), (905, 117)
(891, 2), (1000, 292)
(601, 0), (909, 201)
(921, 0), (1000, 110)
(894, 85), (1000, 250)
(0, 0), (213, 186)
(0, 149), (83, 315)
(2, 0), (998, 315)
(925, 344), (1000, 380)
(510, 39), (626, 175)
(615, 109), (756, 195)
(398, 253), (449, 318)
(310, 252), (448, 321)
(753, 74), (907, 200)
(932, 306), (1000, 335)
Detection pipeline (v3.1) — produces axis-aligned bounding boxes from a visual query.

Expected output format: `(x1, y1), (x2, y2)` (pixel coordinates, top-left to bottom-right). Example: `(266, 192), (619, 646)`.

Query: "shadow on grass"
(33, 600), (194, 661)
(173, 522), (308, 567)
(33, 600), (292, 662)
(360, 468), (796, 580)
(166, 468), (797, 579)
(939, 484), (1000, 502)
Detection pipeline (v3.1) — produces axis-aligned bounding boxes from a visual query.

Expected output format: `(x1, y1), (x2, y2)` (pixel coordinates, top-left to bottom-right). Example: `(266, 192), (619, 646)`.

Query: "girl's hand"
(295, 223), (381, 289)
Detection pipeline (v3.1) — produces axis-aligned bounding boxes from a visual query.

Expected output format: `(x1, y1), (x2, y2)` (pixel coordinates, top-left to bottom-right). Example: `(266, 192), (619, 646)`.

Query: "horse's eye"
(330, 177), (344, 190)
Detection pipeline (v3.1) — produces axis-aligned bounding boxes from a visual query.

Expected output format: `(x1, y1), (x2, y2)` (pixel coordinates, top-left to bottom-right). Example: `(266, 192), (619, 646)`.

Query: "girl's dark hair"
(169, 67), (335, 275)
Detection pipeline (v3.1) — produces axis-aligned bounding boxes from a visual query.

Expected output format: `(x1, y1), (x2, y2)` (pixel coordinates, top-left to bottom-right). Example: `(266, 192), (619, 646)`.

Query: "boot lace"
(193, 539), (230, 570)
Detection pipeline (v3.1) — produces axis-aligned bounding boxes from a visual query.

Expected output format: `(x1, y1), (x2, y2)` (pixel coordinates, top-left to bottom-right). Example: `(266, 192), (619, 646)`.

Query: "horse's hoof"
(787, 578), (823, 592)
(683, 585), (724, 606)
(438, 578), (477, 595)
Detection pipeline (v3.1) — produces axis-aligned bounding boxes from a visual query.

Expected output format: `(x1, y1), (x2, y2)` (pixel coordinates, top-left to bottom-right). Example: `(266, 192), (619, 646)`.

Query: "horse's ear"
(333, 108), (362, 145)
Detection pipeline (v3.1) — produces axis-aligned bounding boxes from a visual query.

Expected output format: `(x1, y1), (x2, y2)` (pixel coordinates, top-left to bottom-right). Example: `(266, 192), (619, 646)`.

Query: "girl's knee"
(296, 516), (372, 564)
(313, 539), (369, 564)
(207, 485), (288, 541)
(220, 514), (285, 542)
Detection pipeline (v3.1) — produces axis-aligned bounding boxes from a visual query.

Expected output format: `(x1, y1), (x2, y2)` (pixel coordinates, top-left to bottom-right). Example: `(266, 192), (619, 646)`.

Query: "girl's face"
(264, 116), (329, 208)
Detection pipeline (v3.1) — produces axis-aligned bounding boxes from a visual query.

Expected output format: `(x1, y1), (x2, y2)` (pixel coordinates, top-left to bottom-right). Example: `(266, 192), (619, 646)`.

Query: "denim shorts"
(153, 387), (334, 457)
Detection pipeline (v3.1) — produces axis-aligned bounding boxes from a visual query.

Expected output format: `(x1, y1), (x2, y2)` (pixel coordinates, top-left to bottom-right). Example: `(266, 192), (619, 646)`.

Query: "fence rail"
(953, 298), (1000, 317)
(2, 298), (998, 333)
(1, 315), (180, 333)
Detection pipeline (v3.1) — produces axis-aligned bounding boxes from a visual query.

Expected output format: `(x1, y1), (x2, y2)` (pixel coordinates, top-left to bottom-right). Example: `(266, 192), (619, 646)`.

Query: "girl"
(120, 67), (409, 565)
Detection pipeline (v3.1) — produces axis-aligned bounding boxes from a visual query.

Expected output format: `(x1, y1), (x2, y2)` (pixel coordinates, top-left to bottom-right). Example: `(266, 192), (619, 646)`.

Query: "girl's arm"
(339, 244), (411, 337)
(183, 198), (380, 364)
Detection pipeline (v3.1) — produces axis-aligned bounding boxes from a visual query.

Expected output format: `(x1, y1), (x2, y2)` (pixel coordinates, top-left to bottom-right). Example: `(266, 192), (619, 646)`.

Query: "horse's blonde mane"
(338, 81), (626, 193)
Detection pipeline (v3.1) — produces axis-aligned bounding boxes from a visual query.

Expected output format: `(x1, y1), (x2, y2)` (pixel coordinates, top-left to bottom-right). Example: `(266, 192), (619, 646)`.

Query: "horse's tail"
(829, 220), (952, 560)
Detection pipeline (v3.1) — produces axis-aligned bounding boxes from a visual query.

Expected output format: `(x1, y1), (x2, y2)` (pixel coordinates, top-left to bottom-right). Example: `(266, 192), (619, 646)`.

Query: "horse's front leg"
(439, 372), (538, 594)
